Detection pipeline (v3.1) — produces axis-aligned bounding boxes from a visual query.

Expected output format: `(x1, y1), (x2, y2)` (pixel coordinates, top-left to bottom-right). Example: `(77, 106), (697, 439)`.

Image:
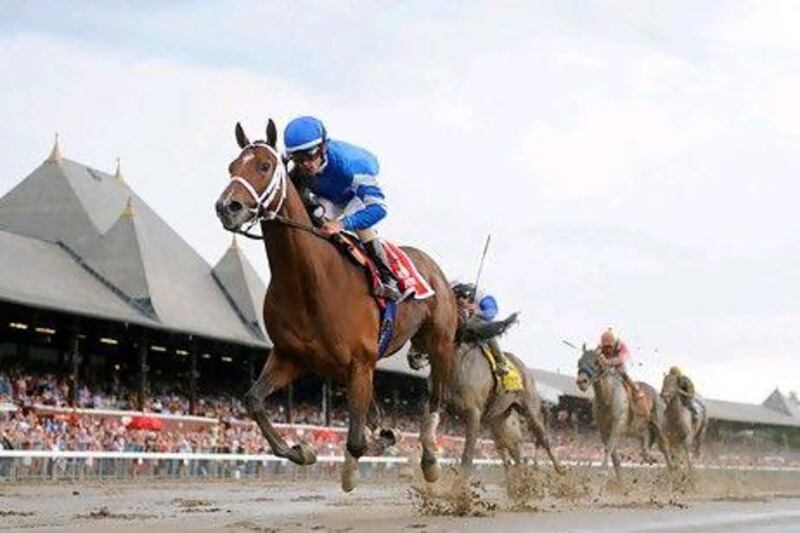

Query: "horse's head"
(215, 120), (286, 231)
(660, 371), (679, 402)
(576, 343), (601, 392)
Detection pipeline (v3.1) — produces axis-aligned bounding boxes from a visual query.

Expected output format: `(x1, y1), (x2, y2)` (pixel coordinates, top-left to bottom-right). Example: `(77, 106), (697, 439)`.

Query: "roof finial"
(122, 196), (135, 218)
(114, 156), (125, 182)
(46, 132), (63, 163)
(230, 234), (239, 250)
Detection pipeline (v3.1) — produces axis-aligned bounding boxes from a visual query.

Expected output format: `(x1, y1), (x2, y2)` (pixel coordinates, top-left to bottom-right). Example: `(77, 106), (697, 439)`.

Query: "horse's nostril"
(227, 201), (243, 214)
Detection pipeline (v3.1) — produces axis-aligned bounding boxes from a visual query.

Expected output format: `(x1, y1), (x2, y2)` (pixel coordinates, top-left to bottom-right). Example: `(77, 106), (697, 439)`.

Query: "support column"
(69, 332), (81, 406)
(285, 383), (294, 424)
(248, 353), (256, 386)
(189, 341), (198, 415)
(323, 379), (332, 427)
(138, 332), (149, 411)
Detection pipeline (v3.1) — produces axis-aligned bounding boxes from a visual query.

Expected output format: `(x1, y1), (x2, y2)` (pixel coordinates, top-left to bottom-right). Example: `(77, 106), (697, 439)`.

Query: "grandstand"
(1, 139), (799, 460)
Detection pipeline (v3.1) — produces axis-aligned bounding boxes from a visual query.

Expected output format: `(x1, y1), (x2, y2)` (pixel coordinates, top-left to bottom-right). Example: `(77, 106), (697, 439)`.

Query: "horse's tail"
(457, 313), (519, 344)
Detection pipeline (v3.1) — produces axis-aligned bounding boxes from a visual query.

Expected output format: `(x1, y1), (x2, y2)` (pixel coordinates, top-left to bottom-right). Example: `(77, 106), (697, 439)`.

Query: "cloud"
(1, 3), (799, 404)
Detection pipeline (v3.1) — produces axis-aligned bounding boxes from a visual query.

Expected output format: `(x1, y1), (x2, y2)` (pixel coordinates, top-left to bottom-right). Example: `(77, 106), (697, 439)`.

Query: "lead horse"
(215, 120), (458, 492)
(576, 345), (672, 482)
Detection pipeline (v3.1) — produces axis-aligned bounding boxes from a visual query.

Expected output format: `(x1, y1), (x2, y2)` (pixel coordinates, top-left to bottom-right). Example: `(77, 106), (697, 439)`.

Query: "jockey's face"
(291, 145), (325, 177)
(600, 344), (614, 356)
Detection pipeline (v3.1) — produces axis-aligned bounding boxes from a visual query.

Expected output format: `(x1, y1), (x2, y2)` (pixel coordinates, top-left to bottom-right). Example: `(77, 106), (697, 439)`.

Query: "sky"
(1, 1), (798, 403)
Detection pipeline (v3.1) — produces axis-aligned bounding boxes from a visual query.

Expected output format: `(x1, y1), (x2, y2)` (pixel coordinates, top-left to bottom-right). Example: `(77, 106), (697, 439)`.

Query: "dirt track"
(1, 466), (799, 531)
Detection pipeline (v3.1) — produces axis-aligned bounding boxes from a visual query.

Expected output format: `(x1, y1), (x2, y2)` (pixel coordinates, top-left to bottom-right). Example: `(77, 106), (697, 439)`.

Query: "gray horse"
(408, 319), (564, 477)
(660, 372), (707, 470)
(575, 345), (672, 482)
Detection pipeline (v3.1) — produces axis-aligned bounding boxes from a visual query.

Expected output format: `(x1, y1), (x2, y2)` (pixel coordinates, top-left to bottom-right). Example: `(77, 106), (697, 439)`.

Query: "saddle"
(330, 232), (434, 358)
(479, 345), (524, 393)
(332, 233), (435, 305)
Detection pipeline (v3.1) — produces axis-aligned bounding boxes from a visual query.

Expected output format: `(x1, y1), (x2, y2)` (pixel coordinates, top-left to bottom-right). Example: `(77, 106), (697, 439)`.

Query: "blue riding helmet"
(284, 116), (327, 154)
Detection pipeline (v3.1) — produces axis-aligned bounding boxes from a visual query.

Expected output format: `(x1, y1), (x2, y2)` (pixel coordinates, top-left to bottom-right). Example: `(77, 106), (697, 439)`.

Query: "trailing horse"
(660, 372), (707, 470)
(215, 120), (458, 492)
(408, 314), (564, 477)
(575, 345), (672, 482)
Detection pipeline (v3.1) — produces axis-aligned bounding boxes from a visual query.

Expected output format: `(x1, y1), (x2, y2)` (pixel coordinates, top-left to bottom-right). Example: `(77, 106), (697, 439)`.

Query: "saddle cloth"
(623, 380), (653, 416)
(337, 233), (435, 301)
(479, 345), (524, 393)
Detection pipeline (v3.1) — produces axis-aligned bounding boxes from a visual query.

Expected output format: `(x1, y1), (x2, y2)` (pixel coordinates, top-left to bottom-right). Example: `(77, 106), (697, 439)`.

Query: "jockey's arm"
(604, 341), (630, 367)
(342, 173), (388, 231)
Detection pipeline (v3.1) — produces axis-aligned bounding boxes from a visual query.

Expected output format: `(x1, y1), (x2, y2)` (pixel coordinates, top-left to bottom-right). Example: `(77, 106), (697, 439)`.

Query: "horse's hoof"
(341, 453), (359, 493)
(376, 428), (401, 450)
(421, 457), (441, 483)
(291, 443), (317, 466)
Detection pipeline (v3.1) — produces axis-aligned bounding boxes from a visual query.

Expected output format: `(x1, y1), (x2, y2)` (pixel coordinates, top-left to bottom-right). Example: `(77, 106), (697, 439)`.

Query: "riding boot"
(487, 337), (511, 376)
(365, 239), (402, 301)
(684, 396), (700, 423)
(621, 371), (645, 400)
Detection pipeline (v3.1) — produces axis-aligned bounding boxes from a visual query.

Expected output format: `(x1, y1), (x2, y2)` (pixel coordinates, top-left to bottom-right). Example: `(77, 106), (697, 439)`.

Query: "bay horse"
(660, 372), (707, 471)
(408, 338), (565, 478)
(215, 120), (458, 492)
(575, 345), (672, 482)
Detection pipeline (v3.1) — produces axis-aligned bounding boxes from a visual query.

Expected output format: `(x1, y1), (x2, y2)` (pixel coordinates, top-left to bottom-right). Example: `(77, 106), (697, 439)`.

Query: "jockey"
(597, 328), (645, 401)
(668, 366), (702, 420)
(283, 116), (401, 300)
(452, 282), (512, 376)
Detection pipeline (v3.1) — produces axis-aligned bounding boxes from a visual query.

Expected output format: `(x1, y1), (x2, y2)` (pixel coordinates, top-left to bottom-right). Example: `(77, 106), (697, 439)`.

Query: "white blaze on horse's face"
(216, 143), (286, 231)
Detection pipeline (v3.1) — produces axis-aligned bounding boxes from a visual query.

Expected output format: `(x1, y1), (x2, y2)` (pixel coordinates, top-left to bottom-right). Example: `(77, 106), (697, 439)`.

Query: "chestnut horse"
(215, 120), (458, 492)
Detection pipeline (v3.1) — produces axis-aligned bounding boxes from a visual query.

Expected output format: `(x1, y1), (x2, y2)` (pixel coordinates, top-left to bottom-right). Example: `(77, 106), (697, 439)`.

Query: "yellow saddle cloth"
(480, 345), (524, 392)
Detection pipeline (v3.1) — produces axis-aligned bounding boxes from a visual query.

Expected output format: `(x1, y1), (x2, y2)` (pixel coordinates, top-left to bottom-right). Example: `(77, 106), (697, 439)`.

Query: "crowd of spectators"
(2, 368), (800, 468)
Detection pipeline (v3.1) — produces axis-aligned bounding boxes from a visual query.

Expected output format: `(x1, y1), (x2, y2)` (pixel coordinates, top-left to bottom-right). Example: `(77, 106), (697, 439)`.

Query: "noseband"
(228, 142), (329, 241)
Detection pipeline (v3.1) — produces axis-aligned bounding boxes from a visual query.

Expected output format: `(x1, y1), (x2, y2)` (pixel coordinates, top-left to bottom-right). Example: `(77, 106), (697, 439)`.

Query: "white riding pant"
(318, 196), (379, 242)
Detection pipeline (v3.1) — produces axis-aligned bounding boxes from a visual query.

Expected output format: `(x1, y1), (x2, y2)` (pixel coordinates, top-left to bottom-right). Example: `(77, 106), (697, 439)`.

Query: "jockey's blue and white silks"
(284, 116), (327, 153)
(475, 290), (499, 321)
(306, 140), (387, 232)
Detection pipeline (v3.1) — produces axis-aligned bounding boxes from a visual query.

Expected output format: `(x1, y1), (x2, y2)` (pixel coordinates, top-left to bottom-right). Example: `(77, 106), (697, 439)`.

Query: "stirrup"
(374, 281), (402, 301)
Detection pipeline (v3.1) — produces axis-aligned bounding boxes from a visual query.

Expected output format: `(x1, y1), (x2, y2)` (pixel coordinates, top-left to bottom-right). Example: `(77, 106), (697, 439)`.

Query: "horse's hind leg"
(245, 350), (312, 465)
(417, 333), (454, 484)
(521, 398), (565, 474)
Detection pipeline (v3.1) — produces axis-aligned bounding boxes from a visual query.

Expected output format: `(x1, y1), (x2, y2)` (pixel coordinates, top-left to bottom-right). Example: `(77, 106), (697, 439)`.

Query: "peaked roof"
(0, 146), (269, 348)
(763, 389), (800, 419)
(212, 237), (269, 342)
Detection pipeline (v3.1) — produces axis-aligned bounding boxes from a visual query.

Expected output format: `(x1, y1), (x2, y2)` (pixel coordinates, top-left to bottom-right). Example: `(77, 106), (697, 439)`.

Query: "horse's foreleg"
(640, 428), (655, 464)
(245, 350), (312, 465)
(652, 422), (672, 470)
(606, 423), (625, 482)
(460, 407), (481, 476)
(341, 359), (374, 493)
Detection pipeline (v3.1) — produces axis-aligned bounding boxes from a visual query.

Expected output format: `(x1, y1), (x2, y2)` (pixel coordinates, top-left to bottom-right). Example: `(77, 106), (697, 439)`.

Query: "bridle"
(227, 141), (330, 241)
(578, 352), (612, 388)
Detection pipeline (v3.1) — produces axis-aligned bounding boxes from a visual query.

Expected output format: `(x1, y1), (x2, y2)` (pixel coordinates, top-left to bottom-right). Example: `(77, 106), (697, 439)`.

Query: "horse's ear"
(582, 342), (587, 352)
(266, 119), (277, 148)
(235, 122), (250, 149)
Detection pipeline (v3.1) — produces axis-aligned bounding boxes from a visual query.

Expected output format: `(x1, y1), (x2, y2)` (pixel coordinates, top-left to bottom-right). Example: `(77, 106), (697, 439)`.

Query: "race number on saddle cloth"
(336, 233), (435, 302)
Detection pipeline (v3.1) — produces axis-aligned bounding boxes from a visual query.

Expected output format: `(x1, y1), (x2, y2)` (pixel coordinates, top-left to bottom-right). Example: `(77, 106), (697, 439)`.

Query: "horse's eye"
(259, 163), (271, 173)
